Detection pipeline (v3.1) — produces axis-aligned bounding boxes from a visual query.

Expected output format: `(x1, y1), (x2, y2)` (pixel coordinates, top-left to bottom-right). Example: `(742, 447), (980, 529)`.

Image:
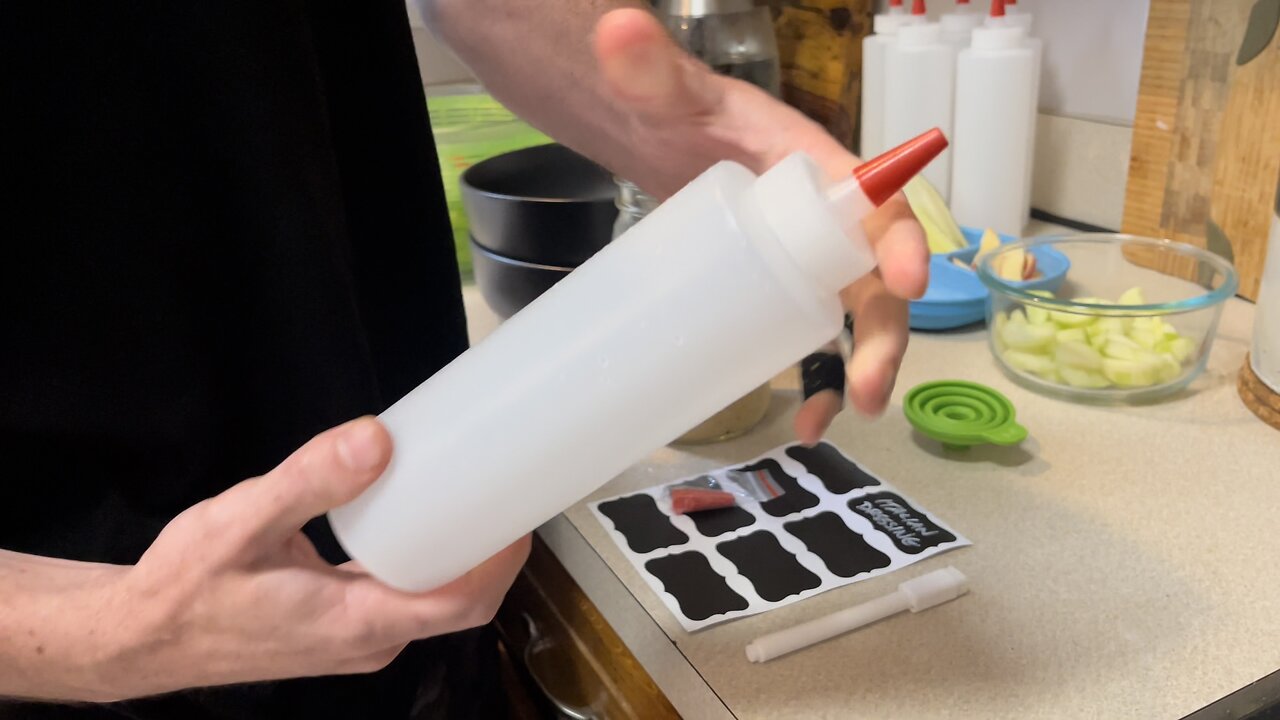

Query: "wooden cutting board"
(1123, 0), (1280, 301)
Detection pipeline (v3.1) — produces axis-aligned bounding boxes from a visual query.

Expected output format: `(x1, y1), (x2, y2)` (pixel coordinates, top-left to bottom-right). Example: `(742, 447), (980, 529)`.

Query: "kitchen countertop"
(462, 223), (1280, 719)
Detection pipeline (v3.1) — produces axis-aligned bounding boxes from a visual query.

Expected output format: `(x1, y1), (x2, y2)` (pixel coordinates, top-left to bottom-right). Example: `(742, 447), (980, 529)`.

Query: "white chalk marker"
(745, 567), (969, 663)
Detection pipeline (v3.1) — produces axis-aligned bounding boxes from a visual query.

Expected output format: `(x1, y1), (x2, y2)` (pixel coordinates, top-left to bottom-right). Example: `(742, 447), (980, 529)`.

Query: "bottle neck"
(898, 22), (944, 48)
(752, 153), (874, 296)
(970, 25), (1026, 51)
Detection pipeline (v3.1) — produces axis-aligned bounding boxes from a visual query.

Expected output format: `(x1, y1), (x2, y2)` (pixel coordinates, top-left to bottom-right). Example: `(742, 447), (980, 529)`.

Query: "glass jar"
(661, 1), (782, 97)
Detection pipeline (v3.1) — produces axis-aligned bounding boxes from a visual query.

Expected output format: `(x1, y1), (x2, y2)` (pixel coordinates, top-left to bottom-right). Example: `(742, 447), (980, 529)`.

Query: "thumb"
(593, 8), (723, 121)
(236, 417), (392, 547)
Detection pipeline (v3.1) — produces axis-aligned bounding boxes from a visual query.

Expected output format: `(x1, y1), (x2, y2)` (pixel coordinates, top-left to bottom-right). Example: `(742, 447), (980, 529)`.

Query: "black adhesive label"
(597, 494), (688, 554)
(783, 512), (891, 578)
(717, 531), (821, 602)
(785, 442), (881, 495)
(849, 491), (956, 554)
(688, 505), (756, 538)
(737, 459), (819, 518)
(644, 551), (750, 621)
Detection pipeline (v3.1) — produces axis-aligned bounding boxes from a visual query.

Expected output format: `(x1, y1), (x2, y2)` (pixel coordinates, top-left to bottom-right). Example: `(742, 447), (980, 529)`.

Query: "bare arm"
(423, 2), (929, 428)
(0, 552), (128, 701)
(0, 418), (529, 703)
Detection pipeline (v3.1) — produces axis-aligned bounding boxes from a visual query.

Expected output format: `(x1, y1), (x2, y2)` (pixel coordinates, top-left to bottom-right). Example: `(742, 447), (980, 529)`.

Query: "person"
(0, 2), (927, 717)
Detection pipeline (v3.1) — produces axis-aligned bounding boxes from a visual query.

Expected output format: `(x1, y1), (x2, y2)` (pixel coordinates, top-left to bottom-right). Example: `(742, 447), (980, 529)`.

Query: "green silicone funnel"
(903, 380), (1027, 450)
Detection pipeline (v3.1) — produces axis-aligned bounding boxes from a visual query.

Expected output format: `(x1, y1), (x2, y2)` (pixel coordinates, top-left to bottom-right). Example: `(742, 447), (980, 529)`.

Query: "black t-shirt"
(1, 1), (498, 717)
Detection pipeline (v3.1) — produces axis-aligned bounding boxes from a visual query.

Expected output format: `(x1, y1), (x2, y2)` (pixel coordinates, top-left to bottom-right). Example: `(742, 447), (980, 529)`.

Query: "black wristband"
(800, 351), (846, 400)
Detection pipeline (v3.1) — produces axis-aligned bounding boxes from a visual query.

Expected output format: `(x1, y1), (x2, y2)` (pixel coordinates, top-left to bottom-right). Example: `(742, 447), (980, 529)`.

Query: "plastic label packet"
(665, 469), (784, 514)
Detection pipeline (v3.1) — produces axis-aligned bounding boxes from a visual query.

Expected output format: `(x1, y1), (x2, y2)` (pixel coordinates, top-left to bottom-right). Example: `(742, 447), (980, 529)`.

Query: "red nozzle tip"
(911, 0), (926, 14)
(889, 0), (903, 6)
(990, 0), (1005, 16)
(957, 0), (970, 5)
(853, 128), (949, 207)
(1006, 0), (1017, 5)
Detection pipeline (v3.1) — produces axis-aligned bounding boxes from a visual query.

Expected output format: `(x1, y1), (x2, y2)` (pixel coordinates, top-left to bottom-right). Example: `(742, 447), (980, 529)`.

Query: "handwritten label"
(849, 491), (956, 554)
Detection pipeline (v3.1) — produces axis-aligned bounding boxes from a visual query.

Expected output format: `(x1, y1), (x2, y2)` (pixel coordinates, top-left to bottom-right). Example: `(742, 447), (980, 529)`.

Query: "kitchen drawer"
(495, 536), (680, 720)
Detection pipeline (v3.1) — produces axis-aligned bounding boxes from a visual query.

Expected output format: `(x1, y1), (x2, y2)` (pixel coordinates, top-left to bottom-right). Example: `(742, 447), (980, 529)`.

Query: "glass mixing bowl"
(977, 234), (1238, 403)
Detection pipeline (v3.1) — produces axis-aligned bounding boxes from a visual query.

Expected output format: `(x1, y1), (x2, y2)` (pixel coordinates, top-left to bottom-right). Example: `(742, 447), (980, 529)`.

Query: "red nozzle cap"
(957, 0), (970, 5)
(1006, 0), (1017, 5)
(853, 128), (949, 207)
(889, 0), (904, 6)
(911, 0), (926, 14)
(990, 0), (1005, 16)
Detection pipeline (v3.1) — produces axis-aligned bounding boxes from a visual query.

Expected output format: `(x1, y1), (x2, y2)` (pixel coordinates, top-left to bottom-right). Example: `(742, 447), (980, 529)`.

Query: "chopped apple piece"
(1102, 357), (1160, 387)
(1003, 349), (1056, 376)
(972, 228), (1002, 266)
(1163, 336), (1195, 363)
(1022, 253), (1037, 280)
(1001, 320), (1055, 351)
(1047, 309), (1094, 328)
(997, 247), (1028, 281)
(1054, 340), (1104, 370)
(1102, 335), (1144, 361)
(1060, 366), (1111, 388)
(1055, 328), (1087, 344)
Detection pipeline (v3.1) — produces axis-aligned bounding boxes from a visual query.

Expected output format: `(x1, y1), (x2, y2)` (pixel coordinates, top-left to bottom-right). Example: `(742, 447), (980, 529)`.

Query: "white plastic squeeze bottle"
(950, 0), (1037, 236)
(329, 130), (949, 592)
(987, 0), (1040, 223)
(939, 0), (982, 51)
(860, 0), (920, 158)
(1003, 0), (1033, 34)
(884, 1), (956, 200)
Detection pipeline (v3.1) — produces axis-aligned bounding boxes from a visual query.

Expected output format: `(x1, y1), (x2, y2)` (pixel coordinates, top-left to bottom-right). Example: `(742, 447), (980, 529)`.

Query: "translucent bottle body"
(330, 156), (859, 591)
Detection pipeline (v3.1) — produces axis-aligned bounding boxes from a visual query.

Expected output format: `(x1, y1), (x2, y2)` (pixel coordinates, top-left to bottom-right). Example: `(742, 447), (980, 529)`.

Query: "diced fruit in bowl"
(979, 234), (1236, 402)
(954, 228), (1042, 280)
(993, 286), (1200, 392)
(973, 228), (1001, 263)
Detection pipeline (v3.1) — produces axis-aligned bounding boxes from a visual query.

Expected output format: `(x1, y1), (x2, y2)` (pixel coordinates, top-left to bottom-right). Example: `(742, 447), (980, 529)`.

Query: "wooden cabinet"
(495, 537), (681, 720)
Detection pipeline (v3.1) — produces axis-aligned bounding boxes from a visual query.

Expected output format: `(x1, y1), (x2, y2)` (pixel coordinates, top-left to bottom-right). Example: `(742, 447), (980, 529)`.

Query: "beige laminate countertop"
(462, 227), (1280, 720)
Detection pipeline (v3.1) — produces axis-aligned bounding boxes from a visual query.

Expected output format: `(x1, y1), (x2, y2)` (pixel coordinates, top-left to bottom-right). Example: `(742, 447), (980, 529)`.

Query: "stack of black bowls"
(461, 144), (619, 320)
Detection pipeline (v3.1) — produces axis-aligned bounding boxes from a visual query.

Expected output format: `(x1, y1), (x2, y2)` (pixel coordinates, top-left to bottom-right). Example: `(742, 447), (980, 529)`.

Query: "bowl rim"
(460, 143), (617, 205)
(976, 233), (1239, 315)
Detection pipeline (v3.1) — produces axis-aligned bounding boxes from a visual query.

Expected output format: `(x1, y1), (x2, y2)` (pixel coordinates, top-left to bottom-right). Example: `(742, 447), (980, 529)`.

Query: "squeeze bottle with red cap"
(985, 0), (1041, 223)
(950, 0), (1037, 235)
(939, 0), (983, 50)
(860, 0), (923, 157)
(884, 1), (956, 200)
(329, 130), (949, 592)
(1003, 0), (1034, 33)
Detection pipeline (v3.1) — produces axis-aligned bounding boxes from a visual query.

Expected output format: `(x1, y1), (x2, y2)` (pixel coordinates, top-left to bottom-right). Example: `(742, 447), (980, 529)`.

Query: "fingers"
(793, 340), (847, 443)
(217, 417), (393, 549)
(793, 390), (843, 446)
(338, 536), (532, 650)
(862, 193), (929, 300)
(841, 277), (910, 416)
(594, 8), (723, 121)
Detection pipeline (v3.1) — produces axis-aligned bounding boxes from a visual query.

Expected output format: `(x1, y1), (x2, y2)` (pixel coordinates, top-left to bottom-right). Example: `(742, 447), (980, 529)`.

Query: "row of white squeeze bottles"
(861, 0), (1039, 232)
(329, 130), (950, 592)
